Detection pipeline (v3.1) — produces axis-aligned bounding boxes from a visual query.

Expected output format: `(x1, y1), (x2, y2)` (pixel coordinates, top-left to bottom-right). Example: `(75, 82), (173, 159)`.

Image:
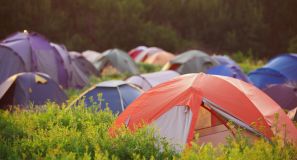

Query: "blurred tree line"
(0, 0), (296, 57)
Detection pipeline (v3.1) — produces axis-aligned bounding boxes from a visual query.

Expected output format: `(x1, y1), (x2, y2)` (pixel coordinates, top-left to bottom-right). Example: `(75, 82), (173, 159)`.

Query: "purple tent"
(0, 45), (26, 83)
(1, 31), (68, 88)
(263, 83), (297, 110)
(126, 70), (180, 90)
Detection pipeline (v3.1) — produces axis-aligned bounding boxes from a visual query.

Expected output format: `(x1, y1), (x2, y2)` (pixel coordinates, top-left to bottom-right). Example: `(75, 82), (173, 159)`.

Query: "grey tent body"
(164, 50), (218, 74)
(0, 45), (26, 84)
(82, 50), (103, 69)
(51, 43), (90, 88)
(97, 49), (139, 74)
(126, 70), (180, 91)
(69, 51), (98, 77)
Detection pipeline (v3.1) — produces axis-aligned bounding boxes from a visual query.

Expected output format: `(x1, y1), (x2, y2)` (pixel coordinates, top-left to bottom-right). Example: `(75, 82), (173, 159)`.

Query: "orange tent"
(144, 51), (175, 65)
(114, 73), (297, 149)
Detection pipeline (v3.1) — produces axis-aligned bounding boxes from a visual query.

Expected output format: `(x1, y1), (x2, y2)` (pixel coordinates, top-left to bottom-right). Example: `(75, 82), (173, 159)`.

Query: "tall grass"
(0, 104), (177, 159)
(1, 104), (296, 160)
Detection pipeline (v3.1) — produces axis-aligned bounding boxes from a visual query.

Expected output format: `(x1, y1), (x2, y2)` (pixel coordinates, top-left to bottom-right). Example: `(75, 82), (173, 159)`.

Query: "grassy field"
(1, 56), (297, 160)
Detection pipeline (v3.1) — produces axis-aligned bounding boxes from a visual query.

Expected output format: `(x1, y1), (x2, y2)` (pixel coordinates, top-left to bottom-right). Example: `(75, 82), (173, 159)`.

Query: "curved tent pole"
(138, 75), (153, 88)
(116, 86), (125, 112)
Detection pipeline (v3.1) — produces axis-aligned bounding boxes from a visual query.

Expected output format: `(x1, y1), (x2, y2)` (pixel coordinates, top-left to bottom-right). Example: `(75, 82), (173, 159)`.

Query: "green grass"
(0, 104), (296, 160)
(0, 104), (177, 160)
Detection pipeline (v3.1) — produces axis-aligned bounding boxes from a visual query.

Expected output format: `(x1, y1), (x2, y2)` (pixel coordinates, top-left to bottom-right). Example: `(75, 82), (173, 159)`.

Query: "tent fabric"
(128, 46), (147, 61)
(82, 50), (103, 69)
(263, 83), (297, 110)
(144, 51), (175, 65)
(114, 73), (297, 147)
(51, 44), (89, 88)
(73, 80), (142, 114)
(135, 47), (163, 62)
(212, 55), (237, 66)
(0, 45), (26, 84)
(287, 107), (297, 121)
(1, 31), (68, 88)
(69, 51), (98, 77)
(152, 106), (193, 151)
(207, 64), (249, 82)
(264, 54), (297, 81)
(126, 70), (180, 91)
(97, 49), (139, 75)
(162, 50), (218, 74)
(248, 68), (288, 89)
(0, 72), (67, 109)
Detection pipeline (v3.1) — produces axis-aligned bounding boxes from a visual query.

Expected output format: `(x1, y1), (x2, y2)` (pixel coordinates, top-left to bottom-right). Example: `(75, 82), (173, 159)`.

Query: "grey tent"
(82, 50), (103, 69)
(126, 70), (180, 91)
(162, 50), (218, 74)
(0, 45), (26, 83)
(96, 49), (139, 75)
(51, 43), (90, 88)
(69, 51), (98, 77)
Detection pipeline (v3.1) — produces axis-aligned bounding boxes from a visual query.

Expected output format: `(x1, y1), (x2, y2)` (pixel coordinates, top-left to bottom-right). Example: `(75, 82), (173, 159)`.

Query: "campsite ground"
(1, 54), (297, 159)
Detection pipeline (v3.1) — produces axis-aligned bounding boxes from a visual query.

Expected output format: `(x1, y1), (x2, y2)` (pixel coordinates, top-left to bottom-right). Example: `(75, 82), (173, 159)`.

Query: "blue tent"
(263, 54), (297, 81)
(248, 68), (288, 89)
(0, 72), (67, 109)
(74, 80), (142, 114)
(207, 65), (249, 82)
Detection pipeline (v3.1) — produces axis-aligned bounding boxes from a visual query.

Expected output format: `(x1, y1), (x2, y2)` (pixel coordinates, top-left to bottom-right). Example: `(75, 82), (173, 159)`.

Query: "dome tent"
(144, 51), (175, 65)
(134, 47), (163, 62)
(69, 51), (98, 77)
(72, 80), (142, 114)
(1, 31), (68, 88)
(82, 50), (103, 69)
(162, 50), (218, 74)
(96, 49), (139, 75)
(0, 72), (67, 109)
(0, 45), (26, 84)
(248, 68), (288, 89)
(126, 70), (180, 91)
(212, 55), (238, 66)
(51, 43), (91, 88)
(114, 73), (297, 150)
(248, 53), (297, 89)
(263, 53), (297, 81)
(263, 83), (297, 110)
(207, 64), (249, 82)
(128, 46), (147, 61)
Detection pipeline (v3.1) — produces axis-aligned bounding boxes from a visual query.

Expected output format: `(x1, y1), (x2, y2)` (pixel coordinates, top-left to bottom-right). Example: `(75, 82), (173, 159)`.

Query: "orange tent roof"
(115, 73), (297, 144)
(144, 51), (175, 65)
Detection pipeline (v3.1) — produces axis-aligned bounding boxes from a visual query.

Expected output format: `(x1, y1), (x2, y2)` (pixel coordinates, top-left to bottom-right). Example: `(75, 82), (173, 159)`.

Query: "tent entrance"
(194, 104), (232, 145)
(0, 83), (16, 109)
(194, 98), (264, 145)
